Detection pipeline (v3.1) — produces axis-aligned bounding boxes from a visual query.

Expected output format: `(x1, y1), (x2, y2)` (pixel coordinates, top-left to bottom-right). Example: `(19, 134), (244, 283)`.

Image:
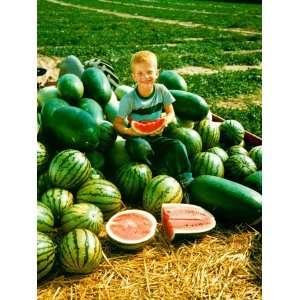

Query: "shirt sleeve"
(161, 84), (176, 105)
(117, 94), (132, 118)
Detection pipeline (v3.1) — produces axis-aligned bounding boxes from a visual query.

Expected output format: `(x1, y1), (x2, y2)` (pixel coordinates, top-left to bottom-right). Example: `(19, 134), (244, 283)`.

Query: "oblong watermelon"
(161, 203), (216, 241)
(125, 137), (154, 165)
(158, 70), (187, 91)
(78, 97), (104, 126)
(170, 90), (209, 121)
(81, 67), (112, 105)
(57, 73), (84, 104)
(106, 209), (157, 250)
(188, 175), (262, 225)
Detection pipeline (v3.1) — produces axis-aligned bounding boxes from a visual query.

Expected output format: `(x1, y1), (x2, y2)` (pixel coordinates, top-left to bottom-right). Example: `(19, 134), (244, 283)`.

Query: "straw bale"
(38, 224), (261, 300)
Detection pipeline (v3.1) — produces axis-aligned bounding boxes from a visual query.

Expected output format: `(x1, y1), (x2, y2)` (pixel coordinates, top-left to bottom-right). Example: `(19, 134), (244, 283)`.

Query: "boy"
(113, 50), (193, 187)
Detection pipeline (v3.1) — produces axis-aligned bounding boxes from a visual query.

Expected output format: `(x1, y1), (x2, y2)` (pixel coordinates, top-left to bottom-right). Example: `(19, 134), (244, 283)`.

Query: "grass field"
(37, 1), (262, 299)
(37, 0), (262, 136)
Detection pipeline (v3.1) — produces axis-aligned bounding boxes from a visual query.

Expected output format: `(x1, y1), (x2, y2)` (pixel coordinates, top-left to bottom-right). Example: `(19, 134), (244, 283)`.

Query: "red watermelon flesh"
(106, 209), (157, 246)
(162, 203), (216, 241)
(131, 118), (165, 135)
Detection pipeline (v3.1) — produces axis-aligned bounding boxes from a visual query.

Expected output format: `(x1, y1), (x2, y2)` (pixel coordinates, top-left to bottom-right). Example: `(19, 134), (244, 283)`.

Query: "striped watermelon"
(37, 232), (56, 281)
(164, 127), (202, 159)
(220, 120), (245, 146)
(49, 149), (91, 189)
(196, 119), (220, 150)
(192, 152), (224, 177)
(249, 145), (262, 170)
(59, 228), (102, 274)
(37, 142), (50, 173)
(106, 209), (157, 250)
(224, 154), (257, 182)
(37, 170), (53, 200)
(97, 120), (117, 153)
(40, 188), (74, 225)
(61, 203), (103, 235)
(143, 175), (183, 217)
(207, 146), (228, 163)
(115, 163), (152, 204)
(37, 202), (55, 233)
(227, 145), (248, 157)
(76, 178), (122, 218)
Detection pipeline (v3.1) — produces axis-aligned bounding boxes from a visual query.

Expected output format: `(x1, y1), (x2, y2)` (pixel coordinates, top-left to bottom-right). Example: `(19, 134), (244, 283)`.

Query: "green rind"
(158, 70), (188, 91)
(249, 145), (262, 170)
(196, 120), (220, 151)
(224, 154), (257, 182)
(227, 145), (249, 156)
(78, 97), (104, 126)
(242, 170), (262, 194)
(37, 142), (50, 173)
(40, 188), (74, 225)
(49, 149), (91, 189)
(170, 90), (209, 121)
(37, 232), (56, 281)
(61, 203), (103, 235)
(37, 202), (55, 233)
(97, 121), (117, 153)
(143, 175), (183, 217)
(57, 73), (84, 104)
(37, 171), (53, 200)
(115, 163), (152, 203)
(219, 120), (245, 146)
(188, 175), (262, 225)
(164, 127), (202, 160)
(76, 178), (122, 216)
(47, 106), (100, 151)
(207, 147), (229, 163)
(81, 67), (112, 105)
(59, 229), (102, 274)
(192, 152), (224, 178)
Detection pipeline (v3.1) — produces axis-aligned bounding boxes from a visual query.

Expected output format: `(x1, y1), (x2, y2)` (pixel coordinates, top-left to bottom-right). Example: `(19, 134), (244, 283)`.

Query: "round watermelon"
(60, 203), (104, 235)
(143, 175), (183, 217)
(59, 228), (102, 274)
(219, 120), (245, 146)
(224, 154), (257, 182)
(192, 152), (224, 178)
(115, 162), (152, 204)
(49, 149), (91, 190)
(37, 202), (55, 233)
(249, 145), (262, 170)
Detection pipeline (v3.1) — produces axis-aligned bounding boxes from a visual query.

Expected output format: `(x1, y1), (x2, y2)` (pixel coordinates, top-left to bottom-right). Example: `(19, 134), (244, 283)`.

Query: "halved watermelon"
(131, 118), (165, 135)
(106, 209), (157, 250)
(161, 203), (216, 241)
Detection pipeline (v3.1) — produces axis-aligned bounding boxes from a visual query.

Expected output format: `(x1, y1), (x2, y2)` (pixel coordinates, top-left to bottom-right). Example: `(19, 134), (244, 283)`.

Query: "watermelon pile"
(37, 55), (262, 282)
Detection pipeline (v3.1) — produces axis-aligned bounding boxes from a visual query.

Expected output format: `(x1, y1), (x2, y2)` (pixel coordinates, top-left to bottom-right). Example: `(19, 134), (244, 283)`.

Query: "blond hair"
(130, 50), (158, 71)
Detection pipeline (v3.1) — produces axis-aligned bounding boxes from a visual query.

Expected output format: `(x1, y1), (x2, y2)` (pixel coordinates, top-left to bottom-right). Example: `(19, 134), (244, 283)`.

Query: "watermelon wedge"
(161, 203), (216, 241)
(131, 118), (165, 135)
(106, 209), (157, 250)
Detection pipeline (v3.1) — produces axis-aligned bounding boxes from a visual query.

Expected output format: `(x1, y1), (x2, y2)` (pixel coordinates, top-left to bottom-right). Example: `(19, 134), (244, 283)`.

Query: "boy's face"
(132, 61), (158, 89)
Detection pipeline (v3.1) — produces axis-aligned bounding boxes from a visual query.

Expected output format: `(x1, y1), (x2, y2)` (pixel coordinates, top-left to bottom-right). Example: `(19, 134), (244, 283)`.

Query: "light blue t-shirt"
(117, 83), (175, 122)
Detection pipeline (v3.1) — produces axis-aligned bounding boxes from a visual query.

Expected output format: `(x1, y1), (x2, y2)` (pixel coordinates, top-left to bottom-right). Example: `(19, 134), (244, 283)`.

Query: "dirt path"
(96, 0), (260, 17)
(46, 0), (261, 36)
